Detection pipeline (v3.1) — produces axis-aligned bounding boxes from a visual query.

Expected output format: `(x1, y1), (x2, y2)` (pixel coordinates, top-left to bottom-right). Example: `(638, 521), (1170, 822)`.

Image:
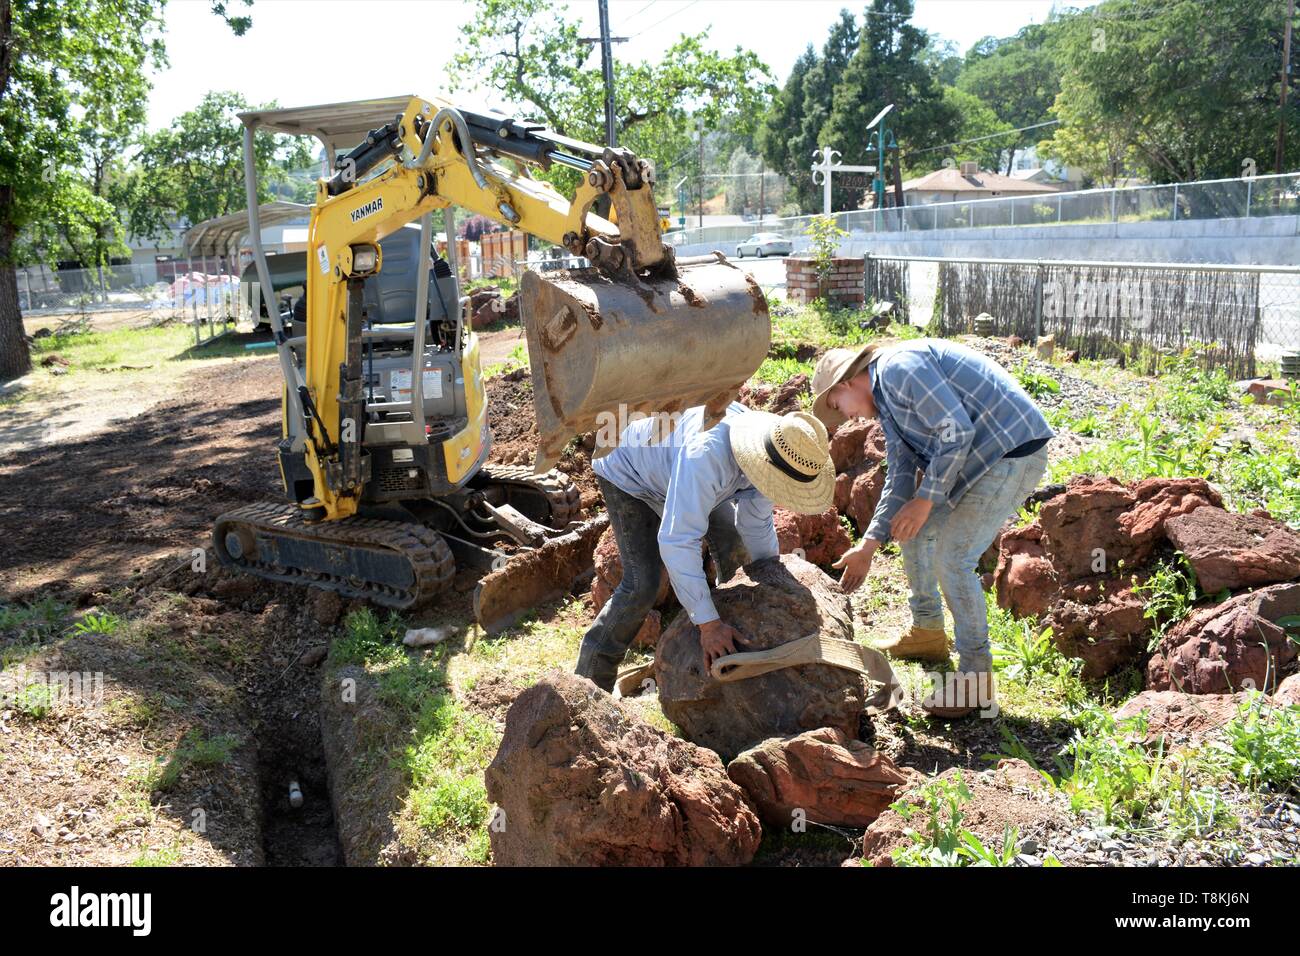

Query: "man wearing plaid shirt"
(811, 338), (1053, 718)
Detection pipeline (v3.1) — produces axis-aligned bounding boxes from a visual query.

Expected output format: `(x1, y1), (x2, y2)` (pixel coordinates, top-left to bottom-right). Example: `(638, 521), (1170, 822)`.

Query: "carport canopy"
(238, 95), (417, 161)
(182, 201), (311, 257)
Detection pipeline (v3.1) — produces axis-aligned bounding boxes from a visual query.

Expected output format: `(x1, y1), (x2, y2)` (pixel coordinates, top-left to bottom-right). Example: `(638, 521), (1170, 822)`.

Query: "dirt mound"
(727, 727), (919, 828)
(654, 554), (868, 761)
(0, 358), (284, 599)
(484, 671), (761, 866)
(859, 759), (1068, 866)
(484, 373), (602, 509)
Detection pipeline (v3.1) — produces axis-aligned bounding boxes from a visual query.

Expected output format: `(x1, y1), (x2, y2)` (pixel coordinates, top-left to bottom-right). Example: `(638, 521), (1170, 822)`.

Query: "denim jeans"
(899, 447), (1049, 672)
(575, 476), (749, 691)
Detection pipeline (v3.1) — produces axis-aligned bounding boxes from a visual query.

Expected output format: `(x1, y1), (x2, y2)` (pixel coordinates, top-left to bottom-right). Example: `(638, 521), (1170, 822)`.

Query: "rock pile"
(991, 475), (1300, 688)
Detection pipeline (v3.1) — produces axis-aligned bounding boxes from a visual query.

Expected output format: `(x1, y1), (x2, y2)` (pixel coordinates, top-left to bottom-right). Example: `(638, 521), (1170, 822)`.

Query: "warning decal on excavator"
(317, 244), (329, 275)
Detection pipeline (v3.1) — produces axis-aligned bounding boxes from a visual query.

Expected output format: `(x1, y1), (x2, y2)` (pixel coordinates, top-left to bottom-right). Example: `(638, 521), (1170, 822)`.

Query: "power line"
(632, 0), (700, 38)
(903, 119), (1062, 157)
(624, 0), (659, 23)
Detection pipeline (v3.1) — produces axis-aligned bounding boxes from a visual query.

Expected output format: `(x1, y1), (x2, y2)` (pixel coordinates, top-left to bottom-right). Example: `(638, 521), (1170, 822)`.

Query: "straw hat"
(810, 342), (887, 429)
(729, 411), (834, 514)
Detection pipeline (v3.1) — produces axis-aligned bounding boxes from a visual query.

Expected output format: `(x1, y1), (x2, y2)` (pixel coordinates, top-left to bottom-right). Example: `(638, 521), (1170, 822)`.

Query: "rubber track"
(475, 464), (582, 526)
(213, 501), (455, 609)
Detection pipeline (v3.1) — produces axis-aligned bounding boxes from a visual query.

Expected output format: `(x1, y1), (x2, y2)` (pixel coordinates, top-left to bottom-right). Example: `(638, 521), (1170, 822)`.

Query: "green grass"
(483, 341), (528, 379)
(0, 596), (70, 644)
(30, 321), (256, 372)
(1013, 360), (1061, 398)
(753, 355), (814, 386)
(130, 844), (184, 867)
(149, 729), (241, 793)
(1132, 556), (1201, 645)
(1203, 694), (1300, 790)
(70, 611), (124, 636)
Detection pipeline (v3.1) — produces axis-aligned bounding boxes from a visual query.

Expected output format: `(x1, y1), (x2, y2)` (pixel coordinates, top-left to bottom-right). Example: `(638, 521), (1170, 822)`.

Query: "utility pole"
(597, 0), (616, 146)
(1277, 0), (1295, 174)
(698, 118), (705, 229)
(580, 2), (626, 148)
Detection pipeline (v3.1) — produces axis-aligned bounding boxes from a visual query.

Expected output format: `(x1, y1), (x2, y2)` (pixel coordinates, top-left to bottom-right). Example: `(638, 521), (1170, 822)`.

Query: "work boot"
(921, 671), (996, 719)
(575, 643), (621, 694)
(875, 625), (950, 663)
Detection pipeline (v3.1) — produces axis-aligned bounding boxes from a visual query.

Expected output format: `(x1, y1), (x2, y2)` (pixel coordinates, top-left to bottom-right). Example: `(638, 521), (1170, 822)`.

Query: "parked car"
(735, 232), (792, 258)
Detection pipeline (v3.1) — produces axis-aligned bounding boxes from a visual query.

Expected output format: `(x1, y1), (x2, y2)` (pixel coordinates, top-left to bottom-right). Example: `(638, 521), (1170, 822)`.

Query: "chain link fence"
(664, 172), (1300, 248)
(16, 263), (243, 346)
(866, 253), (1300, 378)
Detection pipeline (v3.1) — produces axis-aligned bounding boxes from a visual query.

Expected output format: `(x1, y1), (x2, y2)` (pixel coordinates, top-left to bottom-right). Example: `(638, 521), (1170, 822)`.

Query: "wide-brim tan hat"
(729, 410), (835, 515)
(811, 342), (880, 430)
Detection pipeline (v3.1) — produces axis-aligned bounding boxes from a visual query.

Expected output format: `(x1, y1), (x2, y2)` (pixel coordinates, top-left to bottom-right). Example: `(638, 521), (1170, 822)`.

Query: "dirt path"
(0, 358), (284, 599)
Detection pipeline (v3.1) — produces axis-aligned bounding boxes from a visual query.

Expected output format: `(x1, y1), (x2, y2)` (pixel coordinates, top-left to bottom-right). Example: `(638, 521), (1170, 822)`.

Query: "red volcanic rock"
(773, 507), (853, 567)
(829, 418), (886, 474)
(1147, 582), (1300, 694)
(485, 672), (762, 866)
(727, 727), (918, 829)
(1163, 507), (1300, 595)
(1114, 690), (1254, 746)
(994, 523), (1058, 619)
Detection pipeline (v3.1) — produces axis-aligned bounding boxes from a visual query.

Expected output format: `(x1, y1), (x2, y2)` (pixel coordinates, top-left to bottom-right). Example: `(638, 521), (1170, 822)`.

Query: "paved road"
(733, 254), (788, 299)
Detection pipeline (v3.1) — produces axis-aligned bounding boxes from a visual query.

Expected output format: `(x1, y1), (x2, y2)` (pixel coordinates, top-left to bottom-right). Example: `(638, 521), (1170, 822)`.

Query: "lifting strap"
(711, 632), (903, 714)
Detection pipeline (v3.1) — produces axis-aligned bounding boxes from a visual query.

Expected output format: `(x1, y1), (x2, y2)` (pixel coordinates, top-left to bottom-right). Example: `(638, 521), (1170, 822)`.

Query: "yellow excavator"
(213, 95), (770, 631)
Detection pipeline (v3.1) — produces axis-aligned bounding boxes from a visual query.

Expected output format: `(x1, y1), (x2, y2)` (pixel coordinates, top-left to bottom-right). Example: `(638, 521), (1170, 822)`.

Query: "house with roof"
(898, 161), (1062, 205)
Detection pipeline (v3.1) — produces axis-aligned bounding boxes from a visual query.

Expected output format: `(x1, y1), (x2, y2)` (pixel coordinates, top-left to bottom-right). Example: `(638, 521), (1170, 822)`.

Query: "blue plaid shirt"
(865, 339), (1053, 544)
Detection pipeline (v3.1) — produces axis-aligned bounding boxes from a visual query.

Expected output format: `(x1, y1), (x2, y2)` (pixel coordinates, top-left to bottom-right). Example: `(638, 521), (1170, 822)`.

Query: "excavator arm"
(299, 95), (769, 521)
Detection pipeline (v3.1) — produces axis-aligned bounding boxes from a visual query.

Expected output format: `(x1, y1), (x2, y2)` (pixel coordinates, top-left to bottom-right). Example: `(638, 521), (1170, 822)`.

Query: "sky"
(146, 0), (1061, 130)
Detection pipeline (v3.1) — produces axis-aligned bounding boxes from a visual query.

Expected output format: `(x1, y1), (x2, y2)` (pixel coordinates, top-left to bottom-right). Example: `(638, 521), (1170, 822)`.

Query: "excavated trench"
(251, 633), (343, 867)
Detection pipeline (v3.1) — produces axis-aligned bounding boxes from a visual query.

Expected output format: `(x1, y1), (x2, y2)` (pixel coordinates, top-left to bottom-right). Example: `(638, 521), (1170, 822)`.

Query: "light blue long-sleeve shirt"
(865, 339), (1054, 544)
(591, 403), (779, 625)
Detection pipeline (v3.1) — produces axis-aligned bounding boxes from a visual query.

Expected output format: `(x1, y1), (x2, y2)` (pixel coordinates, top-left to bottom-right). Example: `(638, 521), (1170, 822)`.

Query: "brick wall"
(785, 256), (864, 307)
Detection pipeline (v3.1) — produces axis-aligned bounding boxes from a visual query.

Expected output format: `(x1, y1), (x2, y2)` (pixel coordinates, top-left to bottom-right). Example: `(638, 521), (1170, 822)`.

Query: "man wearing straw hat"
(810, 338), (1053, 718)
(575, 403), (836, 693)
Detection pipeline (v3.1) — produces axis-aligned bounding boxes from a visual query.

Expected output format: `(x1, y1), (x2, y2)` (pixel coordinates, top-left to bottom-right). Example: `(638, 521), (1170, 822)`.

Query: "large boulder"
(1117, 477), (1223, 544)
(990, 477), (1226, 678)
(484, 672), (762, 866)
(773, 507), (853, 567)
(994, 523), (1057, 618)
(1163, 507), (1300, 594)
(1042, 577), (1148, 679)
(727, 727), (917, 828)
(1146, 582), (1300, 694)
(1037, 476), (1220, 580)
(655, 554), (869, 761)
(829, 418), (886, 473)
(1273, 673), (1300, 707)
(835, 461), (886, 532)
(859, 760), (1067, 867)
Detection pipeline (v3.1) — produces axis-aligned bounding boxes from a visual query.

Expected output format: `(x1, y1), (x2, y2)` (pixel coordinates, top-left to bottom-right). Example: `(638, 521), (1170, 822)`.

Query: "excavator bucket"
(473, 514), (609, 634)
(520, 253), (771, 471)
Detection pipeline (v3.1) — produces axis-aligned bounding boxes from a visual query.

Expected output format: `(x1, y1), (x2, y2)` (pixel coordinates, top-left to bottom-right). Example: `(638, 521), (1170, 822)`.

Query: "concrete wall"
(675, 214), (1300, 266)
